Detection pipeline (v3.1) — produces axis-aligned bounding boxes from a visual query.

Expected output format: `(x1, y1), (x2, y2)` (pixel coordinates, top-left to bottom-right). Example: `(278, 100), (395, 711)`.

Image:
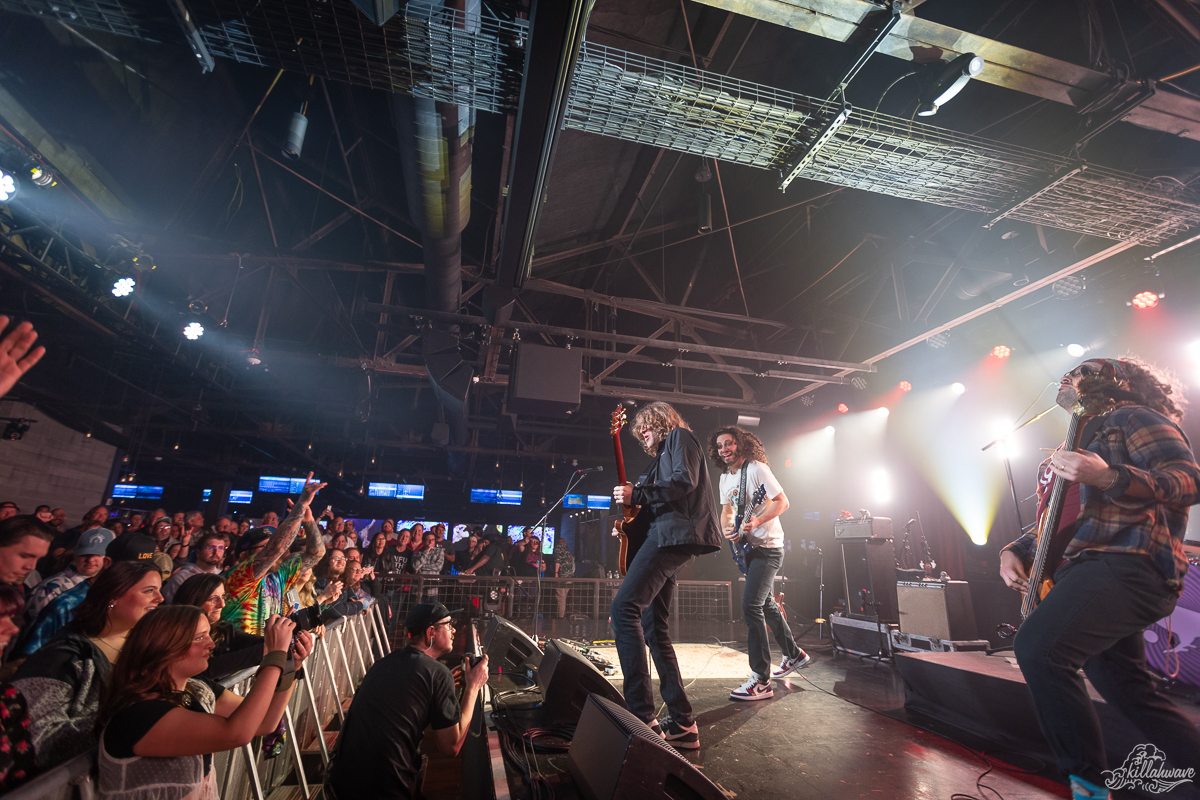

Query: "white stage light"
(183, 322), (205, 340)
(877, 407), (889, 417)
(824, 425), (835, 434)
(951, 382), (966, 395)
(1067, 343), (1086, 357)
(111, 277), (136, 297)
(0, 169), (17, 202)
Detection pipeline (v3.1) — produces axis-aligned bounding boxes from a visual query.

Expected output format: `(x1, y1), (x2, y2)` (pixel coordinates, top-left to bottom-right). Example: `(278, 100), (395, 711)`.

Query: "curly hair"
(706, 426), (769, 469)
(631, 402), (691, 456)
(1076, 356), (1188, 423)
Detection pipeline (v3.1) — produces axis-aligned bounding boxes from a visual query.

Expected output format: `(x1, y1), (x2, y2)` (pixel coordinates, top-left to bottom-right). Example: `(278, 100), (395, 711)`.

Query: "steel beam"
(691, 0), (1200, 143)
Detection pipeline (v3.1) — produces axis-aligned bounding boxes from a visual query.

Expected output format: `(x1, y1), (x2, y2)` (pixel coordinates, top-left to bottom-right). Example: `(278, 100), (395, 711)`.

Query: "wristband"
(260, 650), (288, 673)
(275, 672), (296, 693)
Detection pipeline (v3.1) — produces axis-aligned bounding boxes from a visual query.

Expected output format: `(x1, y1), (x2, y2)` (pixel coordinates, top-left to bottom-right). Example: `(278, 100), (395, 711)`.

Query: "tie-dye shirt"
(220, 553), (306, 635)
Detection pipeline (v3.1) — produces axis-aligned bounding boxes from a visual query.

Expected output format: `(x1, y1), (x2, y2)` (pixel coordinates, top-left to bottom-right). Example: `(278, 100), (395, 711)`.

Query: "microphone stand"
(982, 403), (1062, 541)
(530, 470), (591, 645)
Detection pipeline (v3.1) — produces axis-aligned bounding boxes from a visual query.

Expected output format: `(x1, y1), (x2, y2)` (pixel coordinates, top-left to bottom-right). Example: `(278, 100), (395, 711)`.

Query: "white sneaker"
(730, 673), (774, 701)
(771, 650), (812, 678)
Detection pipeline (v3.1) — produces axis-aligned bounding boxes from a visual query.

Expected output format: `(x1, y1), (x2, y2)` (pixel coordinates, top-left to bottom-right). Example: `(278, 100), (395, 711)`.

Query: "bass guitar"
(1021, 408), (1087, 620)
(609, 405), (643, 577)
(729, 484), (767, 575)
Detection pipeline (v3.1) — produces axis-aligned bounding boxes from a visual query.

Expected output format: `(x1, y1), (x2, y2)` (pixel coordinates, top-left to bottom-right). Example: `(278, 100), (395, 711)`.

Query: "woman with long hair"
(361, 533), (388, 598)
(97, 606), (311, 798)
(12, 561), (162, 768)
(172, 574), (265, 682)
(0, 584), (35, 791)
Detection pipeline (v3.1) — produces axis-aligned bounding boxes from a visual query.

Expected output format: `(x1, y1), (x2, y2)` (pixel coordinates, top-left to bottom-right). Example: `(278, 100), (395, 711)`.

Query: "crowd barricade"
(379, 574), (734, 639)
(10, 603), (391, 800)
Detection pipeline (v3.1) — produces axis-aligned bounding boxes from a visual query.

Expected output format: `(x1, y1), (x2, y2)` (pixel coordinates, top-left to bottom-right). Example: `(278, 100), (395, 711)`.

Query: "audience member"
(0, 502), (18, 522)
(0, 315), (45, 399)
(552, 535), (575, 619)
(460, 530), (507, 576)
(361, 533), (388, 598)
(0, 516), (53, 588)
(126, 513), (144, 535)
(24, 527), (111, 621)
(33, 506), (52, 525)
(324, 602), (487, 799)
(151, 552), (175, 582)
(221, 477), (325, 635)
(172, 574), (265, 682)
(0, 583), (35, 791)
(261, 511), (280, 530)
(412, 532), (444, 576)
(48, 509), (66, 533)
(329, 533), (350, 553)
(44, 505), (107, 574)
(13, 561), (161, 768)
(97, 608), (309, 799)
(162, 532), (227, 602)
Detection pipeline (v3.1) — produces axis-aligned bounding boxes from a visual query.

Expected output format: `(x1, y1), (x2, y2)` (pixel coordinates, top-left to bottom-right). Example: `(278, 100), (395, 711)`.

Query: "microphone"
(577, 466), (604, 473)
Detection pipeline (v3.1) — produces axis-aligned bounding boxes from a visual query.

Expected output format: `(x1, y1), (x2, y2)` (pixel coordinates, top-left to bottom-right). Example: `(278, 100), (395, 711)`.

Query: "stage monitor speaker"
(537, 639), (625, 726)
(507, 343), (581, 416)
(840, 538), (899, 623)
(568, 694), (726, 800)
(897, 580), (979, 641)
(483, 616), (543, 675)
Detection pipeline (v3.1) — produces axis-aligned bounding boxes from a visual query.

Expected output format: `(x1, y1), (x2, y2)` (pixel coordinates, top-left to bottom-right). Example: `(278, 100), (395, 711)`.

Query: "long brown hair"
(72, 561), (160, 637)
(100, 605), (204, 723)
(631, 402), (690, 456)
(315, 549), (345, 580)
(706, 426), (769, 470)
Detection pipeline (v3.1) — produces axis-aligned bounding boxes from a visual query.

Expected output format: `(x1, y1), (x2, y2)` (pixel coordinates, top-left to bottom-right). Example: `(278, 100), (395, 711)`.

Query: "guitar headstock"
(610, 404), (627, 436)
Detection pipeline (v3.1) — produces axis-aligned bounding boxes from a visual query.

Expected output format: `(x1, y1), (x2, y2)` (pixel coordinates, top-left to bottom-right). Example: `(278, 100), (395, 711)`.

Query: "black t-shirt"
(328, 647), (460, 799)
(473, 537), (506, 575)
(102, 681), (226, 771)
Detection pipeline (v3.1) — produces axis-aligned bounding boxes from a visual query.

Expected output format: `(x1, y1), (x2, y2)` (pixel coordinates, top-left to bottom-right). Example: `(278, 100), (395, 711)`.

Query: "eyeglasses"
(330, 557), (346, 563)
(435, 619), (455, 629)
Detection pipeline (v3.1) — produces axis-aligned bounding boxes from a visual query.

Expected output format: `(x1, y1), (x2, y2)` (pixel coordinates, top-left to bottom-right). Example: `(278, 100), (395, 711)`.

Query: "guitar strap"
(736, 464), (749, 536)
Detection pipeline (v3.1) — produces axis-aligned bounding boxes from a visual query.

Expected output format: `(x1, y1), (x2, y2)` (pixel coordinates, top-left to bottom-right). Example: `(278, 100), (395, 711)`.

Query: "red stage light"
(991, 345), (1011, 359)
(899, 381), (912, 392)
(837, 403), (849, 414)
(784, 458), (792, 469)
(1132, 291), (1158, 309)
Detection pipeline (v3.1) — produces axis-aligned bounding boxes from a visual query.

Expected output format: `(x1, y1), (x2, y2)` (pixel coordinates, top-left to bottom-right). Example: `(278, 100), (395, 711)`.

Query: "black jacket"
(627, 427), (722, 555)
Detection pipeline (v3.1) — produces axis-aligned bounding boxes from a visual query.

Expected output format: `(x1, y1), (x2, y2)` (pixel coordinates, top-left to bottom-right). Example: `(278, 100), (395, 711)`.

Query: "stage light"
(283, 111), (308, 160)
(991, 345), (1011, 359)
(784, 459), (791, 468)
(916, 53), (985, 117)
(837, 403), (849, 414)
(1067, 343), (1086, 358)
(2, 418), (32, 441)
(926, 331), (949, 349)
(183, 322), (205, 340)
(824, 425), (835, 434)
(0, 169), (17, 202)
(111, 277), (136, 297)
(877, 407), (890, 417)
(1052, 275), (1085, 298)
(1131, 291), (1158, 309)
(800, 395), (814, 406)
(951, 382), (966, 395)
(29, 165), (55, 187)
(851, 376), (867, 390)
(899, 381), (912, 392)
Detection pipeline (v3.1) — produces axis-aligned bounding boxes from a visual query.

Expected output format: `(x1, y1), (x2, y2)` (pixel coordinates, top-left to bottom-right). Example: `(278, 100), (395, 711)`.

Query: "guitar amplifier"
(834, 517), (893, 540)
(896, 580), (979, 641)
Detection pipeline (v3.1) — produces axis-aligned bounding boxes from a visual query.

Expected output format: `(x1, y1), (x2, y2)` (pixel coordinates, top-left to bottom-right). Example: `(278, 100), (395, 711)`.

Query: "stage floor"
(487, 624), (1072, 800)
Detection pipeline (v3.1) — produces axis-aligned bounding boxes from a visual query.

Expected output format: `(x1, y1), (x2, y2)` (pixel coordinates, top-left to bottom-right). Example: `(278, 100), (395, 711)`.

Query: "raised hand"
(0, 316), (45, 398)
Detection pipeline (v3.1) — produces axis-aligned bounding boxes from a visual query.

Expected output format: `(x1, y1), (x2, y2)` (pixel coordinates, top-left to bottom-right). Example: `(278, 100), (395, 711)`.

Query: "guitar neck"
(612, 435), (628, 487)
(1023, 410), (1085, 616)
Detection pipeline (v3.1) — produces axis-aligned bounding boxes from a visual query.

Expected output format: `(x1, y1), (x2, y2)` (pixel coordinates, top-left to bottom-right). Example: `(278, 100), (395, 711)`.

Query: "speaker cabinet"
(568, 694), (726, 800)
(897, 580), (979, 640)
(507, 343), (581, 415)
(538, 639), (625, 726)
(483, 616), (543, 675)
(840, 538), (899, 623)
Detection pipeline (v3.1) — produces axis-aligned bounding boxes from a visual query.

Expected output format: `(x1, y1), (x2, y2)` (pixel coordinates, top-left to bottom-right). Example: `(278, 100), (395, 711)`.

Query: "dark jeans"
(1014, 550), (1200, 785)
(744, 546), (800, 678)
(610, 535), (695, 726)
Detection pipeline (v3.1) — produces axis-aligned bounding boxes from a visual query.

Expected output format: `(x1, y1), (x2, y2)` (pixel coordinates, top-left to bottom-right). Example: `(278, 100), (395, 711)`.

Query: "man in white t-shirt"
(710, 426), (809, 701)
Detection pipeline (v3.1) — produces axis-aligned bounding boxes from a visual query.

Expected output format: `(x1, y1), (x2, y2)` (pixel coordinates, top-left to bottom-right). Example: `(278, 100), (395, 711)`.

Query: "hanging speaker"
(507, 342), (581, 415)
(537, 639), (625, 726)
(568, 694), (726, 800)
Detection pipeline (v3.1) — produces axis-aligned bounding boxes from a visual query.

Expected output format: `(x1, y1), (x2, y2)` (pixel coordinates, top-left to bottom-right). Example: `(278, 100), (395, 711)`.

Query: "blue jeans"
(1014, 551), (1200, 785)
(744, 547), (800, 677)
(610, 535), (695, 726)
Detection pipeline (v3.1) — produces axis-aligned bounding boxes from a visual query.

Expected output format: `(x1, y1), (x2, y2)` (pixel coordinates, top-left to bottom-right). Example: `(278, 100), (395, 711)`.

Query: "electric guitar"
(729, 484), (767, 575)
(609, 405), (643, 576)
(1021, 408), (1087, 620)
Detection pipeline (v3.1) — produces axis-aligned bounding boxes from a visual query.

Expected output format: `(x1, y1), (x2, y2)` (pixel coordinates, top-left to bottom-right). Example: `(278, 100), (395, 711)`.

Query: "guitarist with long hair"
(611, 402), (722, 749)
(709, 426), (809, 701)
(999, 357), (1200, 800)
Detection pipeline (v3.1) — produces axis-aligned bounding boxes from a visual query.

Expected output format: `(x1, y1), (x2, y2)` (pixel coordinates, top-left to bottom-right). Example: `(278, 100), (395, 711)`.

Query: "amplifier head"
(834, 517), (892, 540)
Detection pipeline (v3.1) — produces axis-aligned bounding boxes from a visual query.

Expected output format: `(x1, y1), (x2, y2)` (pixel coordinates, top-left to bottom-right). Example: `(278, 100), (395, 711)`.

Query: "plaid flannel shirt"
(1003, 405), (1200, 592)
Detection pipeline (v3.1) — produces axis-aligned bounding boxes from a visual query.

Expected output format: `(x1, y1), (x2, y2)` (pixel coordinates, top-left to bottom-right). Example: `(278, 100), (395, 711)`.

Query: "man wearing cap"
(222, 476), (326, 635)
(325, 602), (488, 800)
(24, 527), (111, 621)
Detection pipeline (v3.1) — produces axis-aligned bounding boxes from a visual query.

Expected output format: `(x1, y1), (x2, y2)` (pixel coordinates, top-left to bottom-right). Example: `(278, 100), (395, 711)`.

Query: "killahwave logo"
(1103, 744), (1194, 793)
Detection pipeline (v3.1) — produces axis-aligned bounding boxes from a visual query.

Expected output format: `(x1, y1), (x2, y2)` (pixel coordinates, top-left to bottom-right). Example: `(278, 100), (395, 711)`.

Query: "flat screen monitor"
(470, 488), (498, 504)
(368, 482), (425, 500)
(497, 490), (522, 505)
(111, 484), (137, 498)
(564, 494), (585, 508)
(257, 476), (318, 494)
(112, 484), (165, 500)
(228, 490), (253, 504)
(452, 524), (473, 543)
(586, 494), (611, 509)
(137, 485), (164, 499)
(202, 489), (211, 501)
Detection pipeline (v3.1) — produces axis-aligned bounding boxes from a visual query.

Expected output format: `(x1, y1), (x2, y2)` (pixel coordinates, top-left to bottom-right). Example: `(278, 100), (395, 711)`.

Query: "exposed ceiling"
(1, 0), (1198, 515)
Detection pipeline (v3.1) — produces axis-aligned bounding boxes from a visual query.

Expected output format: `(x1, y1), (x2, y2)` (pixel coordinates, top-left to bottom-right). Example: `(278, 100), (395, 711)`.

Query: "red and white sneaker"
(730, 674), (774, 701)
(772, 650), (812, 678)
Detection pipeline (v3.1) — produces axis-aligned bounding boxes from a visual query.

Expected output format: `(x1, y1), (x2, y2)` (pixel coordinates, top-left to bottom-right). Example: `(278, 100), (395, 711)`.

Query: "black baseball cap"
(237, 528), (273, 553)
(404, 602), (462, 635)
(106, 532), (157, 563)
